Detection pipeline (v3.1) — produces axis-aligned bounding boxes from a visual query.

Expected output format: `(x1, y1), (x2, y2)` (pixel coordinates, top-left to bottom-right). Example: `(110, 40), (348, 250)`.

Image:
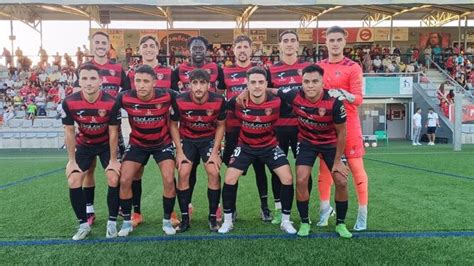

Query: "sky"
(0, 19), (472, 64)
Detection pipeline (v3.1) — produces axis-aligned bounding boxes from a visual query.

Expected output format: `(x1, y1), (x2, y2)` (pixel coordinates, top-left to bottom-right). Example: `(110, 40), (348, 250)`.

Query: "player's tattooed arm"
(333, 122), (349, 177)
(64, 125), (82, 177)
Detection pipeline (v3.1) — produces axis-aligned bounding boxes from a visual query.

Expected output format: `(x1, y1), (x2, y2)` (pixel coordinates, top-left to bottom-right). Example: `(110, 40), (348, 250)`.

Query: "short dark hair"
(279, 30), (299, 42)
(188, 69), (210, 83)
(139, 35), (158, 46)
(187, 36), (209, 48)
(326, 26), (346, 36)
(428, 107), (434, 111)
(302, 64), (324, 77)
(234, 35), (252, 45)
(416, 107), (421, 112)
(78, 63), (100, 76)
(135, 65), (157, 80)
(246, 66), (267, 79)
(91, 31), (109, 40)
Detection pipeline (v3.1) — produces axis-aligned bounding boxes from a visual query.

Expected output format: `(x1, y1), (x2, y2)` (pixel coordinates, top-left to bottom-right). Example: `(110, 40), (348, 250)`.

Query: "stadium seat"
(36, 132), (48, 138)
(42, 120), (53, 128)
(48, 110), (58, 118)
(25, 132), (36, 138)
(21, 120), (32, 128)
(15, 110), (26, 118)
(375, 130), (388, 146)
(52, 120), (63, 128)
(7, 119), (23, 128)
(47, 132), (59, 138)
(32, 120), (41, 128)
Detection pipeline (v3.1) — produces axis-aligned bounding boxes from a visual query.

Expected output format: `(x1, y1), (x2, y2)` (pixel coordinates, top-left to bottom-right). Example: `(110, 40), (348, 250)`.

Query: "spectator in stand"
(38, 47), (48, 67)
(47, 83), (60, 104)
(125, 44), (133, 65)
(15, 47), (23, 68)
(445, 56), (455, 75)
(398, 60), (407, 73)
(13, 95), (23, 109)
(373, 55), (382, 72)
(35, 91), (47, 116)
(437, 82), (447, 105)
(424, 45), (432, 70)
(82, 44), (90, 62)
(2, 47), (13, 67)
(108, 44), (118, 64)
(362, 52), (372, 72)
(26, 101), (37, 121)
(53, 52), (62, 67)
(2, 106), (15, 126)
(76, 47), (84, 66)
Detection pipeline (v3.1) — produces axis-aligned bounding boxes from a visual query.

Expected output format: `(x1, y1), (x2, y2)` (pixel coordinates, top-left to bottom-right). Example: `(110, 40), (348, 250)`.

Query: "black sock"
(69, 188), (87, 224)
(189, 164), (198, 203)
(131, 180), (142, 214)
(297, 200), (309, 224)
(107, 186), (119, 222)
(271, 172), (281, 205)
(222, 183), (237, 214)
(120, 198), (132, 221)
(83, 187), (95, 212)
(308, 175), (313, 196)
(177, 188), (190, 221)
(253, 162), (268, 209)
(335, 200), (348, 225)
(207, 188), (221, 219)
(163, 196), (176, 220)
(280, 184), (294, 215)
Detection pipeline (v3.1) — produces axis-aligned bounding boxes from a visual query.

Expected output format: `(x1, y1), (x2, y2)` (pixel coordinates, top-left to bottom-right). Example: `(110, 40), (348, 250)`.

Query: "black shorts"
(229, 145), (288, 172)
(295, 142), (342, 170)
(182, 139), (215, 164)
(76, 144), (110, 172)
(223, 130), (239, 166)
(275, 127), (298, 159)
(123, 144), (175, 165)
(427, 127), (437, 134)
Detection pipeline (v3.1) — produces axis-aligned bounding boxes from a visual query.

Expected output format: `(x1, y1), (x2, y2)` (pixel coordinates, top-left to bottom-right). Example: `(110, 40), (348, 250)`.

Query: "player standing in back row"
(267, 30), (311, 224)
(222, 35), (272, 221)
(316, 26), (369, 231)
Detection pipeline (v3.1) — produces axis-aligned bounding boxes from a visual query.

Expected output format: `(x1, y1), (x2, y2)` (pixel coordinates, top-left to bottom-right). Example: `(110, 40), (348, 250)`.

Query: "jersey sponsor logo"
(242, 109), (250, 116)
(80, 122), (106, 131)
(289, 77), (296, 84)
(340, 105), (347, 118)
(157, 73), (164, 80)
(297, 69), (303, 76)
(278, 72), (285, 79)
(155, 103), (163, 109)
(242, 120), (271, 129)
(272, 146), (286, 160)
(254, 116), (261, 122)
(133, 104), (140, 110)
(132, 115), (164, 123)
(231, 73), (238, 80)
(109, 70), (116, 76)
(206, 109), (214, 116)
(318, 108), (326, 117)
(282, 88), (292, 94)
(230, 85), (245, 92)
(185, 111), (193, 117)
(264, 108), (273, 116)
(298, 116), (328, 127)
(98, 109), (107, 117)
(91, 116), (97, 123)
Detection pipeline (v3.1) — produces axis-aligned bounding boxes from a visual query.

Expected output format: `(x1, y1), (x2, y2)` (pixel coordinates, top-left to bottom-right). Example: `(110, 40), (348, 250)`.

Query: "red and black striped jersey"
(170, 92), (226, 141)
(62, 91), (120, 146)
(171, 62), (225, 93)
(278, 88), (346, 146)
(75, 59), (130, 97)
(268, 60), (311, 128)
(126, 65), (172, 90)
(115, 89), (178, 149)
(222, 63), (254, 132)
(227, 93), (280, 149)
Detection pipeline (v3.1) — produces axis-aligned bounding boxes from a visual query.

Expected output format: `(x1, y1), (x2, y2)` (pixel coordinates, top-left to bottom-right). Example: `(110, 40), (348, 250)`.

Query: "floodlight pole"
(464, 16), (468, 52)
(315, 17), (319, 60)
(389, 16), (393, 52)
(458, 16), (461, 50)
(166, 21), (170, 67)
(10, 20), (14, 60)
(453, 88), (462, 151)
(39, 20), (43, 48)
